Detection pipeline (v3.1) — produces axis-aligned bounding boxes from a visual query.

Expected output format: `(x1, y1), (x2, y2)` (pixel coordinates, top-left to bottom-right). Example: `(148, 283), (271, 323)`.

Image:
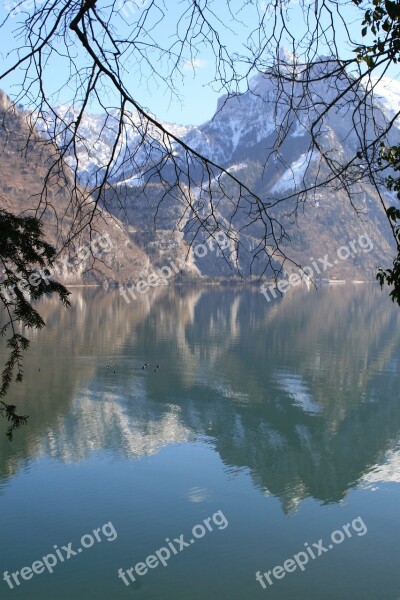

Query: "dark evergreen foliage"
(0, 209), (70, 439)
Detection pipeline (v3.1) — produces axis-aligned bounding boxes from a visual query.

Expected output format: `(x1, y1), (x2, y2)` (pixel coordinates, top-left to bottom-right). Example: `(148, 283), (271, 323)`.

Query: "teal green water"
(1, 284), (400, 599)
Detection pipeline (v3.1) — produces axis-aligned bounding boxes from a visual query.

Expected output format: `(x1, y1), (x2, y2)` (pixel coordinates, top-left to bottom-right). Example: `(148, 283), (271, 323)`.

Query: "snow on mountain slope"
(271, 151), (318, 193)
(371, 76), (400, 120)
(182, 87), (278, 164)
(39, 106), (193, 186)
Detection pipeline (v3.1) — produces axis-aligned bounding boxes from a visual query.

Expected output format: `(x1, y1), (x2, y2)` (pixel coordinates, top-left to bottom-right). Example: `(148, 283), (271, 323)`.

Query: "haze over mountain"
(1, 60), (400, 285)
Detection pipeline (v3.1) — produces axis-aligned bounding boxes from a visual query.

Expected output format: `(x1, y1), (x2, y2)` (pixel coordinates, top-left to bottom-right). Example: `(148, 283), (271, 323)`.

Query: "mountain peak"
(277, 47), (296, 64)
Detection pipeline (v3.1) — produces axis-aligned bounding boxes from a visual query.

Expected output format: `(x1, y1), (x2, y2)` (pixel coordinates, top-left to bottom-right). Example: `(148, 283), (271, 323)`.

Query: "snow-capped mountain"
(6, 61), (400, 281)
(41, 66), (399, 192)
(39, 105), (193, 186)
(42, 65), (399, 193)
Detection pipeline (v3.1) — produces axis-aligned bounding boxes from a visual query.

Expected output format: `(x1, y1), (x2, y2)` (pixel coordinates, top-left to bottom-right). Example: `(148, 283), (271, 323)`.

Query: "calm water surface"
(1, 284), (400, 599)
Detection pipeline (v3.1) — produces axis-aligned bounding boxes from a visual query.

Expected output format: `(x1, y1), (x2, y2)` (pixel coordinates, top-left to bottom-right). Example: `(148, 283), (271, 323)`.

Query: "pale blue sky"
(0, 0), (399, 125)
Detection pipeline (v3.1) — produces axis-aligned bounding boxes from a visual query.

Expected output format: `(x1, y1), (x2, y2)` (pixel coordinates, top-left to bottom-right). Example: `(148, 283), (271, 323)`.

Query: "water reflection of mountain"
(1, 284), (400, 510)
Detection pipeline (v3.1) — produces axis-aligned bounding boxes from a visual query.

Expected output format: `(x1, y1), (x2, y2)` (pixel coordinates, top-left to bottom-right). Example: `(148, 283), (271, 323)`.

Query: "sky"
(1, 0), (400, 126)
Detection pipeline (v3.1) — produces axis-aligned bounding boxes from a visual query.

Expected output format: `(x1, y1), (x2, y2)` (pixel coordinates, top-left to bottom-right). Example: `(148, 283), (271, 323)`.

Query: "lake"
(1, 283), (400, 599)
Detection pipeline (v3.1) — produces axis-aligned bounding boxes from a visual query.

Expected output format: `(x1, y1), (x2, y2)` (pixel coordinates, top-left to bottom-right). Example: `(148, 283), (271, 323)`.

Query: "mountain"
(38, 105), (193, 187)
(176, 67), (398, 278)
(1, 63), (400, 284)
(0, 90), (154, 285)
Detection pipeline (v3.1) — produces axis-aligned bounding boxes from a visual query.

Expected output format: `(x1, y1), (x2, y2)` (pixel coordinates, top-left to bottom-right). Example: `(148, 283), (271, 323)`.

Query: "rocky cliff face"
(0, 94), (152, 286)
